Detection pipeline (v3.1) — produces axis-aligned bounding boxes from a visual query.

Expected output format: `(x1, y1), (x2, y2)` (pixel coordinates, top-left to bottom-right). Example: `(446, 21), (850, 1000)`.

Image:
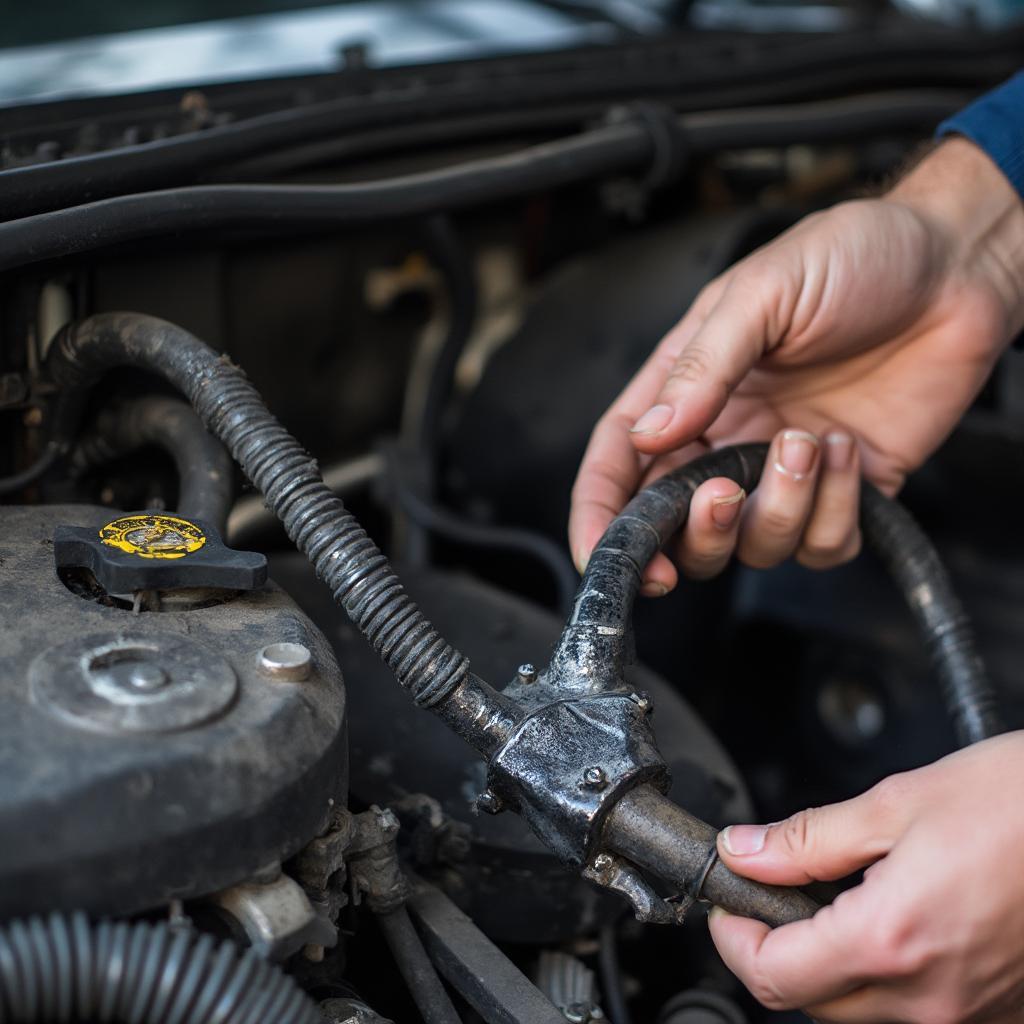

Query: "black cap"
(54, 511), (267, 593)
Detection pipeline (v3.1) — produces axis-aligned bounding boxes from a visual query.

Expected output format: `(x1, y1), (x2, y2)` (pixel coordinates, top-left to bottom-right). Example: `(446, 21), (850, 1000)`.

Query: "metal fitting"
(516, 663), (538, 684)
(258, 642), (312, 681)
(475, 790), (504, 815)
(582, 766), (607, 791)
(628, 691), (651, 713)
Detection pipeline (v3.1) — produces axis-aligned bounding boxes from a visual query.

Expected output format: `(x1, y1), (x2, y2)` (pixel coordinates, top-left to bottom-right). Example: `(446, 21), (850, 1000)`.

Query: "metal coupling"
(486, 691), (669, 867)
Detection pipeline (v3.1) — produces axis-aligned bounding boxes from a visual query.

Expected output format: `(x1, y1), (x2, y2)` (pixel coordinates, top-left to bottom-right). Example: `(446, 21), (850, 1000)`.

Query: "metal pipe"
(604, 785), (820, 928)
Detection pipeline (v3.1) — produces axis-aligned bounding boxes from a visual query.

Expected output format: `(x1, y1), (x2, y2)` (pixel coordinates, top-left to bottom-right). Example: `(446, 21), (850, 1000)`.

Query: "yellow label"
(99, 514), (206, 560)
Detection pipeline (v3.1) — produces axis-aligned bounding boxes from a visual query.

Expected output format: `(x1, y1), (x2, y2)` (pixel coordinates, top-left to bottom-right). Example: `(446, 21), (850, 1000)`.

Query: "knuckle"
(865, 914), (918, 976)
(745, 968), (791, 1012)
(775, 809), (819, 860)
(756, 502), (803, 539)
(666, 346), (713, 387)
(796, 528), (857, 570)
(869, 772), (916, 820)
(679, 550), (729, 581)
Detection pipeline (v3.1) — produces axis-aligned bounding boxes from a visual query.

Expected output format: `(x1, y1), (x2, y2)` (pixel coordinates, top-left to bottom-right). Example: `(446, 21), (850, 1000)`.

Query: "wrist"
(889, 138), (1024, 345)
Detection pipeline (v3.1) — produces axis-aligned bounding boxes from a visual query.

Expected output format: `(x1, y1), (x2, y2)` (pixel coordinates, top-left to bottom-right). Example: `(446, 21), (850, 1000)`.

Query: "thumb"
(629, 277), (772, 452)
(716, 777), (918, 886)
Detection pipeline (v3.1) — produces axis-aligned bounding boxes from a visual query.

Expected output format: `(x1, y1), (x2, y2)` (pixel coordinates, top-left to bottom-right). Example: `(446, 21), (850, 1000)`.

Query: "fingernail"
(721, 824), (767, 856)
(708, 905), (730, 925)
(825, 431), (853, 470)
(775, 430), (819, 480)
(641, 581), (669, 598)
(574, 549), (589, 575)
(630, 404), (673, 436)
(711, 488), (745, 529)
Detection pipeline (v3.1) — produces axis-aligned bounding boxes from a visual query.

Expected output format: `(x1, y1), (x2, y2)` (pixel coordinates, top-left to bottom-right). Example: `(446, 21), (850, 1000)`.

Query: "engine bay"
(2, 25), (1024, 1022)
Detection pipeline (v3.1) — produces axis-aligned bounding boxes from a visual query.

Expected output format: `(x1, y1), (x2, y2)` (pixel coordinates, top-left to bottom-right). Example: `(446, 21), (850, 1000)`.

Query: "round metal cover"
(30, 632), (238, 734)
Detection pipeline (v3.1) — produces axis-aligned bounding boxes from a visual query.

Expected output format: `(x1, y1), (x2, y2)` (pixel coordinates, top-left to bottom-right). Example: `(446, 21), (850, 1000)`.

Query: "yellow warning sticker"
(99, 514), (206, 560)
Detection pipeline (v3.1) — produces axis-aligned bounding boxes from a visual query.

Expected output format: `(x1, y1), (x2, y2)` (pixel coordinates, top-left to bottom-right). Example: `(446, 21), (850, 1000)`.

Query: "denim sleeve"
(937, 72), (1024, 200)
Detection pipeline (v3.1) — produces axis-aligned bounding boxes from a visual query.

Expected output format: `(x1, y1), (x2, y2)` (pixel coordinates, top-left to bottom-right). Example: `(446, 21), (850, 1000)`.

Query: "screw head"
(628, 691), (651, 712)
(564, 1002), (591, 1023)
(592, 853), (614, 872)
(516, 663), (537, 684)
(582, 766), (607, 790)
(128, 663), (169, 691)
(258, 642), (312, 681)
(476, 790), (503, 815)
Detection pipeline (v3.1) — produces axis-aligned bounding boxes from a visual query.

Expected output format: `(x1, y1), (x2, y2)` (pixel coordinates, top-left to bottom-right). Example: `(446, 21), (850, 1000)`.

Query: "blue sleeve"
(937, 72), (1024, 200)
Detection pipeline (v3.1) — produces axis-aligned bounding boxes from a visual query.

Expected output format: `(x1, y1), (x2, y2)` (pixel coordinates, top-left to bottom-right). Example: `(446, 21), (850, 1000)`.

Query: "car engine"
(1, 16), (1023, 1023)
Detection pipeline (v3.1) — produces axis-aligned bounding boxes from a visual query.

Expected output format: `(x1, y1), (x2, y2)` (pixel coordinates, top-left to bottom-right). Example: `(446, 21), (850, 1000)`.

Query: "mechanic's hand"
(708, 730), (1024, 1022)
(570, 138), (1024, 594)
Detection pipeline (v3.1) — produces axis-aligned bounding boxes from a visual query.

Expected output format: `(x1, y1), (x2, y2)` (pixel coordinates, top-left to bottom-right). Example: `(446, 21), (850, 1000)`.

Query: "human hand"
(708, 731), (1024, 1022)
(569, 138), (1024, 593)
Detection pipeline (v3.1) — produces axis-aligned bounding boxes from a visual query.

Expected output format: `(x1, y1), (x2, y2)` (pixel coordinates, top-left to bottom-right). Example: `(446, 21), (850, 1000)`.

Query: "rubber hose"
(44, 312), (520, 755)
(559, 442), (1002, 747)
(0, 444), (60, 497)
(0, 93), (966, 274)
(70, 396), (234, 531)
(0, 911), (319, 1023)
(376, 908), (462, 1024)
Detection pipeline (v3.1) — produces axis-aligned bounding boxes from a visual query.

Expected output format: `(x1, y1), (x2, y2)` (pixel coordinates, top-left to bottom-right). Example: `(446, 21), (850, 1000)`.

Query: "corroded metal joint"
(485, 692), (669, 867)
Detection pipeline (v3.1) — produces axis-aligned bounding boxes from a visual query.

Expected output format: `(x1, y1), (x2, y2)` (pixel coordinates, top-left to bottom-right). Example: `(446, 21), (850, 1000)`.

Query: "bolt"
(516, 663), (537, 684)
(476, 790), (503, 815)
(258, 642), (312, 681)
(628, 691), (651, 713)
(128, 663), (168, 691)
(582, 766), (607, 790)
(592, 853), (614, 872)
(564, 1002), (591, 1023)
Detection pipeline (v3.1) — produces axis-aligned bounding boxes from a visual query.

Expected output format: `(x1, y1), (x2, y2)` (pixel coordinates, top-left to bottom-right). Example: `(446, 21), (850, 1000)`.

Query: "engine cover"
(0, 504), (347, 919)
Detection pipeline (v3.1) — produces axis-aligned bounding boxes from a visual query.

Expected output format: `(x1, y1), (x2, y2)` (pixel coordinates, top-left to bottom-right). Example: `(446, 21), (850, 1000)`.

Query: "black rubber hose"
(0, 93), (967, 274)
(394, 484), (579, 618)
(70, 396), (234, 532)
(0, 443), (60, 496)
(377, 907), (462, 1024)
(557, 442), (1002, 747)
(0, 911), (320, 1023)
(44, 312), (520, 756)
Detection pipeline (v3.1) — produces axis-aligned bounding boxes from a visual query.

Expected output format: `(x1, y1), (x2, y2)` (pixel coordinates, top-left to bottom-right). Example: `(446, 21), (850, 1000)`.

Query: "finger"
(629, 269), (775, 454)
(708, 897), (872, 1010)
(716, 773), (920, 887)
(569, 416), (679, 594)
(736, 428), (822, 569)
(675, 477), (747, 580)
(796, 430), (862, 570)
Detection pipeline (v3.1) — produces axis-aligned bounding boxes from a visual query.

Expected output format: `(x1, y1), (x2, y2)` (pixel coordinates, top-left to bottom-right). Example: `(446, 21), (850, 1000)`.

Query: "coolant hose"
(559, 442), (1002, 747)
(44, 312), (520, 756)
(70, 395), (234, 531)
(0, 911), (319, 1023)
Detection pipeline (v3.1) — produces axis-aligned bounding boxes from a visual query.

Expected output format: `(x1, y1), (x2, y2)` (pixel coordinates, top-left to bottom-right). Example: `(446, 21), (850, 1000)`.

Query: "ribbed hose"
(561, 442), (1002, 747)
(46, 312), (470, 712)
(0, 912), (319, 1023)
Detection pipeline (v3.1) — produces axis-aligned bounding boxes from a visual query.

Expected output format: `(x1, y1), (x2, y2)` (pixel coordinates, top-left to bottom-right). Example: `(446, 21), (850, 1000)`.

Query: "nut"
(475, 790), (503, 815)
(582, 766), (607, 790)
(516, 663), (538, 684)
